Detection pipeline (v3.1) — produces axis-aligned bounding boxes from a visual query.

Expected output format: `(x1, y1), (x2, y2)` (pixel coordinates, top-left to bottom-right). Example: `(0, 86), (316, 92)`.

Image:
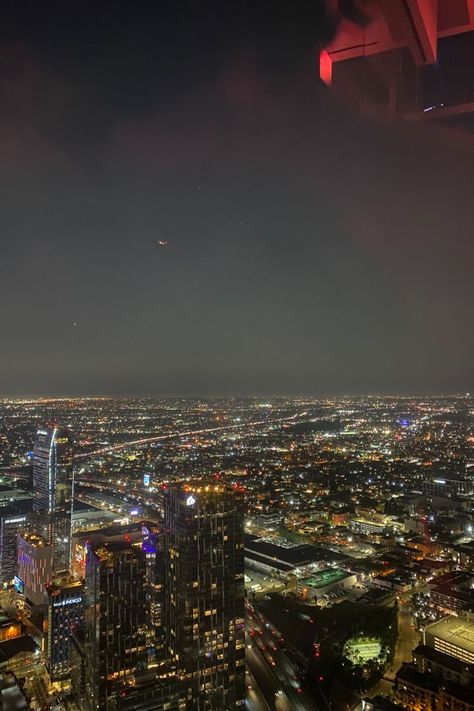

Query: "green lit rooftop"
(300, 568), (350, 589)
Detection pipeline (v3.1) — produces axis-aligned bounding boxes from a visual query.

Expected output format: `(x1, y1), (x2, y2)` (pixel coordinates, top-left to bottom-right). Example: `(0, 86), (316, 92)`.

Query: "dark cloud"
(0, 1), (473, 396)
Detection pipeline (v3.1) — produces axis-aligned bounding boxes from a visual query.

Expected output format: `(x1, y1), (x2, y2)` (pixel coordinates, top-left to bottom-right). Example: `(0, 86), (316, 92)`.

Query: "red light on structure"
(319, 50), (332, 86)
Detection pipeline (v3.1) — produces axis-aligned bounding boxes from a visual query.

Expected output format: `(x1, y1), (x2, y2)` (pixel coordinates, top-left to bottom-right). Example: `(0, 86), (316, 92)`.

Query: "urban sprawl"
(0, 396), (473, 711)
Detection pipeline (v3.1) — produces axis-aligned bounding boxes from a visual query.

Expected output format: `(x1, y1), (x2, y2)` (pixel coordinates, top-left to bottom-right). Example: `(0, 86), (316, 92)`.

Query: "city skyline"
(0, 2), (473, 710)
(0, 394), (473, 709)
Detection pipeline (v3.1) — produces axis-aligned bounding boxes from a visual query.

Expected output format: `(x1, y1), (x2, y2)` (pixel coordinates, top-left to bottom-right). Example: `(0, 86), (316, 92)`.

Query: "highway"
(246, 668), (271, 711)
(73, 411), (308, 460)
(246, 602), (316, 711)
(1, 412), (310, 479)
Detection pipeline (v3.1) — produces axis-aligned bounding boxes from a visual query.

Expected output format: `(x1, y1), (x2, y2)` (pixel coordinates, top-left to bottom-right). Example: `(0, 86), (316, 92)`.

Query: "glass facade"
(163, 482), (246, 709)
(46, 574), (84, 681)
(0, 507), (29, 586)
(33, 425), (74, 573)
(17, 532), (53, 606)
(84, 542), (148, 711)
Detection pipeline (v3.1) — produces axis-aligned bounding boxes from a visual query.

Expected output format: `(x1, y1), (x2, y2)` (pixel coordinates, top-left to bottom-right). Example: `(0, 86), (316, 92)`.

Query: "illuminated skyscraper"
(0, 487), (32, 587)
(83, 541), (148, 711)
(33, 425), (74, 572)
(17, 532), (53, 606)
(163, 481), (246, 710)
(46, 573), (84, 681)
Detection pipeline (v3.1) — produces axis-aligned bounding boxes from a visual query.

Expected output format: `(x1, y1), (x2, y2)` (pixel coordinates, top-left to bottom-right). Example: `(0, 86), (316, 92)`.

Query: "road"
(394, 603), (419, 671)
(73, 411), (308, 460)
(247, 668), (271, 711)
(246, 602), (317, 711)
(369, 602), (419, 698)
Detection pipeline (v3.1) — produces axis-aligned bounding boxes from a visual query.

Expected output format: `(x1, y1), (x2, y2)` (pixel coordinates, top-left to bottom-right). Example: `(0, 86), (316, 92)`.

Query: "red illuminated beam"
(405, 0), (438, 64)
(327, 0), (474, 67)
(319, 50), (332, 86)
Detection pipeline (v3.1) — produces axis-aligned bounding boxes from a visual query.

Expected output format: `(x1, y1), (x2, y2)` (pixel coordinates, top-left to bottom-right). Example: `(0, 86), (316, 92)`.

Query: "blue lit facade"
(46, 574), (84, 681)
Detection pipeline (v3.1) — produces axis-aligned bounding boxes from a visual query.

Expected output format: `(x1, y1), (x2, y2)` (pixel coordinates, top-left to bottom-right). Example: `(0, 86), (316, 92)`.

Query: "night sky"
(1, 1), (473, 396)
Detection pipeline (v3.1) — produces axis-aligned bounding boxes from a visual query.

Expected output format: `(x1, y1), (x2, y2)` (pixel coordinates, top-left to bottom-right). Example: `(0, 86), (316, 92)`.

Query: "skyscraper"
(163, 481), (246, 710)
(46, 573), (84, 681)
(32, 425), (74, 572)
(141, 522), (164, 663)
(83, 541), (149, 711)
(0, 487), (33, 587)
(71, 482), (245, 711)
(17, 532), (53, 607)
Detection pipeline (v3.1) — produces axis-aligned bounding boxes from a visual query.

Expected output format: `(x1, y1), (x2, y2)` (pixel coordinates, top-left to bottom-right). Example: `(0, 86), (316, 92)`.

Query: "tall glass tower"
(33, 425), (74, 573)
(83, 541), (148, 711)
(163, 480), (246, 710)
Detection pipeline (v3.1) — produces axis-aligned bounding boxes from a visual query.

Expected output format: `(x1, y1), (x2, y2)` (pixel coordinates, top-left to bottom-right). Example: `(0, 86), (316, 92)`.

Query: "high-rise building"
(33, 425), (74, 573)
(140, 522), (164, 664)
(83, 541), (149, 711)
(422, 475), (473, 499)
(72, 483), (245, 711)
(17, 532), (53, 607)
(70, 629), (86, 709)
(71, 522), (146, 579)
(162, 481), (246, 710)
(46, 573), (84, 682)
(0, 488), (33, 587)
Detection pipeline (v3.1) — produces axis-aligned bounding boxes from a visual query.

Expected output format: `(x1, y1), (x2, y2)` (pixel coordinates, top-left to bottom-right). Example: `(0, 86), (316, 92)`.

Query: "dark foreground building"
(113, 481), (245, 711)
(162, 481), (246, 710)
(72, 481), (244, 710)
(83, 541), (148, 711)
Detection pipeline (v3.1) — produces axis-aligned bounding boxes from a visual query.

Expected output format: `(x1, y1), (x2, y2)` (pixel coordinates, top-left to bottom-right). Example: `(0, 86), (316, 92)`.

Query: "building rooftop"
(417, 558), (449, 570)
(93, 541), (144, 561)
(72, 521), (150, 543)
(363, 694), (404, 711)
(352, 518), (386, 527)
(244, 549), (294, 573)
(430, 571), (474, 609)
(46, 574), (83, 595)
(396, 663), (441, 693)
(175, 480), (240, 497)
(300, 568), (352, 589)
(0, 499), (32, 517)
(0, 635), (39, 664)
(0, 489), (32, 504)
(396, 662), (474, 705)
(425, 616), (474, 655)
(244, 538), (347, 567)
(414, 644), (474, 675)
(18, 532), (49, 548)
